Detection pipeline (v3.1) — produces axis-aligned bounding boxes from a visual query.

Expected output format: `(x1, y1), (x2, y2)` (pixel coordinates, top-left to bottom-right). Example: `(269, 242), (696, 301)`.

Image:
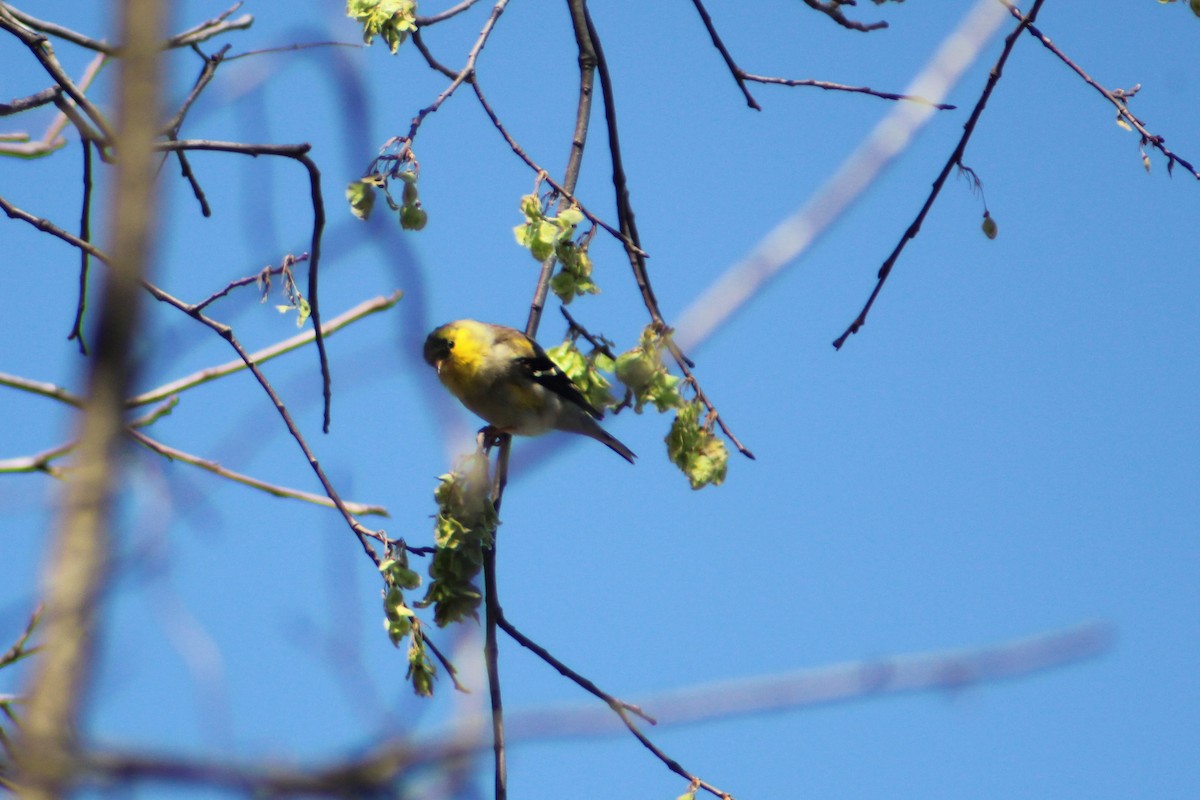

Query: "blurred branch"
(832, 0), (1045, 349)
(129, 429), (389, 517)
(999, 0), (1199, 180)
(0, 182), (388, 561)
(11, 0), (164, 795)
(672, 0), (1007, 354)
(0, 372), (84, 406)
(0, 440), (74, 476)
(0, 51), (107, 158)
(70, 620), (1108, 796)
(0, 6), (116, 143)
(506, 620), (1113, 736)
(128, 292), (402, 407)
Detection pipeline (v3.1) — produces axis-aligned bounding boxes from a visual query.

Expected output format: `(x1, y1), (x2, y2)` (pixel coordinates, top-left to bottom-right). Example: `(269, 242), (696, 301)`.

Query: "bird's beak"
(434, 359), (444, 375)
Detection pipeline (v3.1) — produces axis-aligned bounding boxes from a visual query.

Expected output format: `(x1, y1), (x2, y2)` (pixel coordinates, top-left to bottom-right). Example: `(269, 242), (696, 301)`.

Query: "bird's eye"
(446, 339), (454, 349)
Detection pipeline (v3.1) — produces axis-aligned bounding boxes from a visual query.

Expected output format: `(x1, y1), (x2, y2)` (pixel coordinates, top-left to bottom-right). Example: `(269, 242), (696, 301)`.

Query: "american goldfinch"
(423, 319), (636, 463)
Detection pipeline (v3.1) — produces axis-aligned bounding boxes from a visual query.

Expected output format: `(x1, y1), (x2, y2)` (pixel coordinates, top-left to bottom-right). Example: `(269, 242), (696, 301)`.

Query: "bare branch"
(999, 0), (1199, 180)
(0, 8), (116, 142)
(672, 1), (1008, 355)
(416, 0), (483, 26)
(129, 430), (389, 517)
(800, 0), (888, 32)
(832, 0), (1046, 349)
(128, 292), (402, 408)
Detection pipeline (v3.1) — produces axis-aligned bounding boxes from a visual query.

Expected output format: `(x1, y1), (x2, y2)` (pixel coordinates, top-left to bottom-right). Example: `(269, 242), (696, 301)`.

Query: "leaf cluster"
(513, 195), (599, 303)
(347, 168), (427, 230)
(346, 0), (418, 54)
(418, 454), (497, 627)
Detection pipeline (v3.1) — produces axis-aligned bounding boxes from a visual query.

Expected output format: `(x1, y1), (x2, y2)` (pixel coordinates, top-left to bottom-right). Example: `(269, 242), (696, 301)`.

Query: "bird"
(423, 319), (636, 463)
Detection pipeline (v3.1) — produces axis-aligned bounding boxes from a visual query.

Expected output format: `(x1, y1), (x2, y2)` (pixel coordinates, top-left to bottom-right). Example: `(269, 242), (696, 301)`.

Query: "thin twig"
(127, 292), (401, 408)
(192, 254), (310, 313)
(0, 3), (117, 54)
(998, 0), (1199, 180)
(672, 0), (1007, 356)
(499, 613), (734, 799)
(0, 86), (58, 116)
(416, 0), (483, 26)
(0, 371), (84, 406)
(742, 72), (955, 108)
(224, 41), (362, 61)
(0, 192), (388, 565)
(832, 0), (1046, 349)
(163, 3), (252, 50)
(0, 8), (116, 142)
(129, 429), (389, 517)
(800, 0), (888, 32)
(583, 5), (753, 458)
(524, 0), (598, 338)
(688, 0), (760, 110)
(68, 139), (93, 354)
(157, 139), (333, 431)
(0, 440), (74, 476)
(0, 606), (43, 669)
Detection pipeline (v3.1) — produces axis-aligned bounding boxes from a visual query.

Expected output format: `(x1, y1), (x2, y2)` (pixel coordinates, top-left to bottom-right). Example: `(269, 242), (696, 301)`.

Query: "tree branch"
(12, 1), (163, 795)
(832, 0), (1046, 349)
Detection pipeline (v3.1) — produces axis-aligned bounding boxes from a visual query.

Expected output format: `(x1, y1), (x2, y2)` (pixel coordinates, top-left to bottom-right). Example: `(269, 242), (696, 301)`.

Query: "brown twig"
(498, 614), (735, 799)
(0, 192), (388, 564)
(688, 0), (760, 110)
(999, 0), (1199, 180)
(0, 8), (116, 143)
(68, 139), (93, 354)
(832, 0), (1047, 350)
(387, 0), (511, 168)
(416, 0), (483, 26)
(224, 40), (362, 61)
(583, 5), (754, 459)
(800, 0), (888, 32)
(163, 2), (253, 50)
(156, 139), (332, 432)
(742, 72), (956, 108)
(0, 440), (75, 476)
(0, 86), (59, 116)
(0, 3), (118, 54)
(129, 429), (389, 517)
(524, 0), (598, 338)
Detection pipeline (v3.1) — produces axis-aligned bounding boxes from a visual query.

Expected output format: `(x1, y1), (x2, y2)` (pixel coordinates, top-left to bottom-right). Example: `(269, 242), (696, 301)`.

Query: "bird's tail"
(590, 426), (636, 464)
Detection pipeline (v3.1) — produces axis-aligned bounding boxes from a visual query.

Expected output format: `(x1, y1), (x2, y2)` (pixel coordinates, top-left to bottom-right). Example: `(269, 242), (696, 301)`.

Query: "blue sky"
(2, 1), (1198, 797)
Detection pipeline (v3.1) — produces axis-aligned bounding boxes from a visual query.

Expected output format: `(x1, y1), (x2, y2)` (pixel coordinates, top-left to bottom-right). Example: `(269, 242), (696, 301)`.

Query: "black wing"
(514, 340), (603, 420)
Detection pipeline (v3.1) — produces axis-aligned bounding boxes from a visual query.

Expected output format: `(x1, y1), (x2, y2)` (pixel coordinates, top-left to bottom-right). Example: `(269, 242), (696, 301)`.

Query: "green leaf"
(345, 179), (376, 221)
